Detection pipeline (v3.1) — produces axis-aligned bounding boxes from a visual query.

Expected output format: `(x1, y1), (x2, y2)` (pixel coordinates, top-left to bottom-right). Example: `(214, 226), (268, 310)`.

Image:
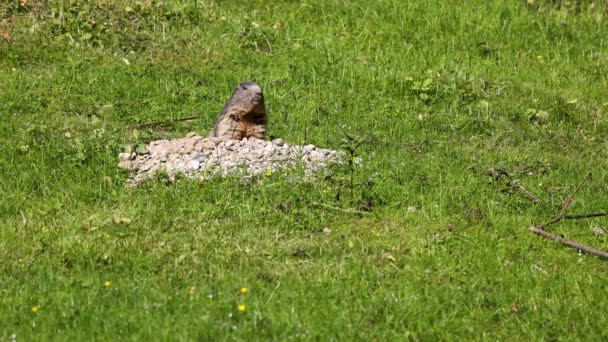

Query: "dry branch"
(564, 212), (608, 220)
(529, 226), (608, 259)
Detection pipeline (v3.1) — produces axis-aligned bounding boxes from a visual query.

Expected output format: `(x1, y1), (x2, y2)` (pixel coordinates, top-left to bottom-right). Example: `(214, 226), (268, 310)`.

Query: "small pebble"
(120, 152), (136, 160)
(188, 160), (201, 170)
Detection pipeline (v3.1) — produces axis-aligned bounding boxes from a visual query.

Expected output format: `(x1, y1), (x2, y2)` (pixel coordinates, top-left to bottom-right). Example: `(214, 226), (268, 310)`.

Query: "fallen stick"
(530, 171), (608, 259)
(529, 226), (608, 259)
(513, 181), (541, 203)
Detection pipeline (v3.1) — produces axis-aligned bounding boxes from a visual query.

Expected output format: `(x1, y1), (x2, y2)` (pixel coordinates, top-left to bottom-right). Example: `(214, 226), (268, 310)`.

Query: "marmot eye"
(242, 86), (248, 90)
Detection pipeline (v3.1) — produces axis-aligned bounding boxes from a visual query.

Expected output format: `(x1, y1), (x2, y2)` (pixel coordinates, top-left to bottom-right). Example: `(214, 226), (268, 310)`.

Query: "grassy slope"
(1, 0), (608, 340)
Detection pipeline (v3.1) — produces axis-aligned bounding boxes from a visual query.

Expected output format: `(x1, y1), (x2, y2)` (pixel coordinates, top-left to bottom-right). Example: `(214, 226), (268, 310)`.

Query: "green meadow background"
(1, 0), (607, 340)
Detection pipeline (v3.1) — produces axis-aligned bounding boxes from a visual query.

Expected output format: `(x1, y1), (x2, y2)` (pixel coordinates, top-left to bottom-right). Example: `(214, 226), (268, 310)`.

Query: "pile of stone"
(118, 132), (343, 185)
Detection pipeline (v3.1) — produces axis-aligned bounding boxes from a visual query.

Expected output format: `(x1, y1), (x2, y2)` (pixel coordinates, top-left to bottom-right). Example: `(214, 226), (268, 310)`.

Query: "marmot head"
(227, 81), (266, 115)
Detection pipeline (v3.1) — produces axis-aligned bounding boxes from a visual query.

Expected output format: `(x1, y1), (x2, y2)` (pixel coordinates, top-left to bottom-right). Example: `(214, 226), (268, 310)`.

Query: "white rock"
(189, 160), (200, 170)
(119, 152), (135, 160)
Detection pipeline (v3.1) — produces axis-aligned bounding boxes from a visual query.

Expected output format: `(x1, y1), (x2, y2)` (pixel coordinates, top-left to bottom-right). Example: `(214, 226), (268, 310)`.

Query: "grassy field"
(1, 0), (608, 340)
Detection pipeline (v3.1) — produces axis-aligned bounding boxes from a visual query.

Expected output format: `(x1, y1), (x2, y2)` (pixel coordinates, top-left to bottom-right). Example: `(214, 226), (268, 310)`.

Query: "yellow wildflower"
(31, 306), (38, 313)
(104, 281), (111, 287)
(536, 55), (545, 64)
(238, 304), (246, 312)
(240, 287), (248, 294)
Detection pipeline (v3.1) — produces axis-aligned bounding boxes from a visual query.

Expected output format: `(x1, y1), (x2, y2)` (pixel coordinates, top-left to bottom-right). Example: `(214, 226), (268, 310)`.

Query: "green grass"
(1, 0), (608, 340)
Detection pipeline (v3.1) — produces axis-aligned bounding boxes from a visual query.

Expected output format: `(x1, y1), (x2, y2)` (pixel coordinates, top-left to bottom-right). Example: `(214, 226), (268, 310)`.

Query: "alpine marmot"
(210, 82), (267, 140)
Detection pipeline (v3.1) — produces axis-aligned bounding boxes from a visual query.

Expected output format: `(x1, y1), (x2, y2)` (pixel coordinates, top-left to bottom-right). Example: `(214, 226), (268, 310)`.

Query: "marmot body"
(210, 82), (267, 140)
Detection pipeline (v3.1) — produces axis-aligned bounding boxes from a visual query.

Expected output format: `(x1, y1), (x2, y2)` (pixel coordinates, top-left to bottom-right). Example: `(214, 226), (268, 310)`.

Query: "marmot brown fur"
(210, 82), (267, 140)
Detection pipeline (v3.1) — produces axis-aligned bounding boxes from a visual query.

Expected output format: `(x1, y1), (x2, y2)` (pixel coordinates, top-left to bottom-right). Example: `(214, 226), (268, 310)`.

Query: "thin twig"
(261, 32), (273, 53)
(512, 181), (540, 203)
(132, 116), (199, 129)
(559, 171), (591, 216)
(533, 215), (562, 230)
(529, 226), (608, 259)
(564, 212), (608, 220)
(311, 202), (369, 215)
(20, 210), (27, 226)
